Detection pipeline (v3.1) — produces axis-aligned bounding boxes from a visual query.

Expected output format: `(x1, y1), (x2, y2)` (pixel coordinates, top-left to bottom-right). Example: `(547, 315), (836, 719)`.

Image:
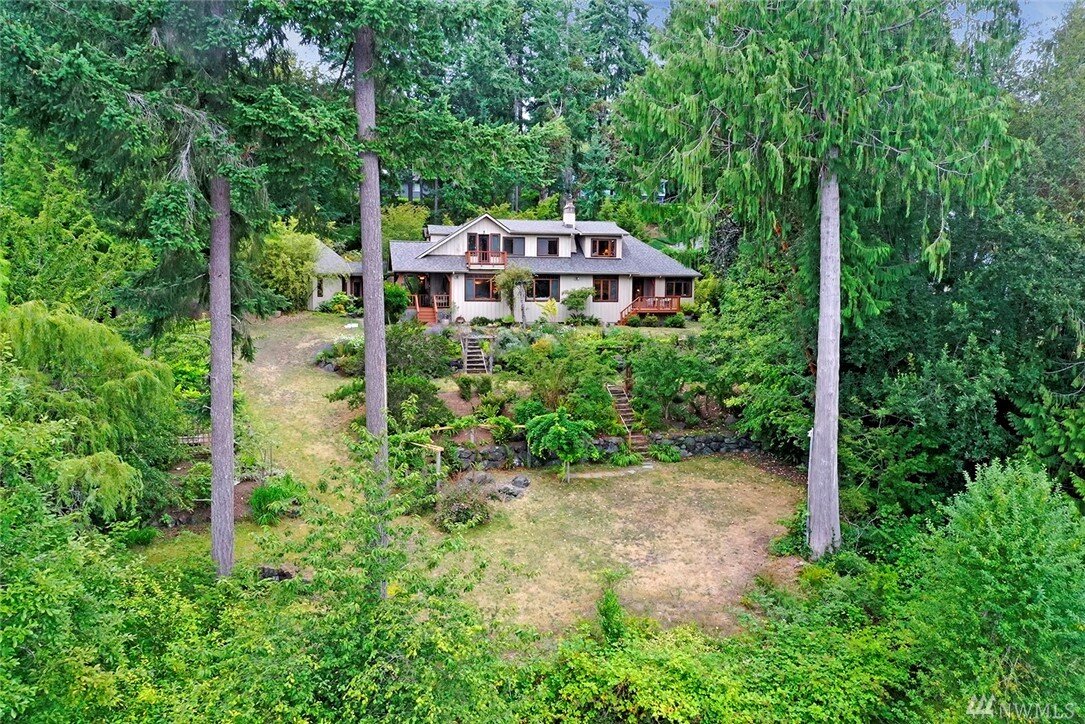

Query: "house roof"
(314, 243), (352, 276)
(424, 218), (626, 240)
(390, 236), (700, 278)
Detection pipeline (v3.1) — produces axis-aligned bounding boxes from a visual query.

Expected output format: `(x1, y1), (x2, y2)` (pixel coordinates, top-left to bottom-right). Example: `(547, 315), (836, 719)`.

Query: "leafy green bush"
(435, 478), (492, 531)
(484, 415), (517, 443)
(513, 399), (548, 425)
(631, 337), (710, 428)
(383, 281), (410, 323)
(624, 314), (642, 327)
(318, 291), (356, 315)
(118, 526), (158, 546)
(639, 314), (659, 327)
(253, 219), (318, 311)
(456, 376), (475, 401)
(610, 449), (643, 467)
(323, 322), (457, 379)
(909, 461), (1085, 713)
(470, 316), (494, 326)
(561, 287), (593, 314)
(526, 407), (595, 482)
(566, 313), (601, 326)
(648, 442), (682, 463)
(663, 312), (686, 328)
(249, 474), (307, 525)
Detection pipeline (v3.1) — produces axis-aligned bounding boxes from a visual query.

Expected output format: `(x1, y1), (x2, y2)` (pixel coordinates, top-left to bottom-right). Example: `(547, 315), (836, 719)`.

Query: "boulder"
(491, 484), (524, 500)
(510, 475), (530, 488)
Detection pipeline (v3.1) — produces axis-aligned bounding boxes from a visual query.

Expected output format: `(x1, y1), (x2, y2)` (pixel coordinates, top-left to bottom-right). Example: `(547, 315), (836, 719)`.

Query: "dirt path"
(145, 313), (358, 565)
(240, 313), (360, 486)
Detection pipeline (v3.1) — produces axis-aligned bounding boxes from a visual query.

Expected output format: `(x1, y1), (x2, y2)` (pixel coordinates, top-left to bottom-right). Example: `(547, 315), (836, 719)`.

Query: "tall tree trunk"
(807, 157), (842, 559)
(209, 175), (235, 576)
(354, 26), (391, 565)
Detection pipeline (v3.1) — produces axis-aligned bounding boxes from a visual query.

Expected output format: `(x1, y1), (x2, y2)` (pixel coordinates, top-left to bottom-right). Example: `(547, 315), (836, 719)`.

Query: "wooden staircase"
(607, 384), (648, 452)
(412, 294), (438, 325)
(463, 336), (490, 374)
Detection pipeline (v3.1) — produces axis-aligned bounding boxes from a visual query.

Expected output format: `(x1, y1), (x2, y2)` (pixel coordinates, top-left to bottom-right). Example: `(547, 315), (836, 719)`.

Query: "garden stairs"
(607, 384), (649, 453)
(463, 336), (491, 374)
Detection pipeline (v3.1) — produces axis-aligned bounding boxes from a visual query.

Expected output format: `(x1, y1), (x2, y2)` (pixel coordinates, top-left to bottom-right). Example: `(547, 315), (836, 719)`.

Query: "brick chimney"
(562, 198), (576, 228)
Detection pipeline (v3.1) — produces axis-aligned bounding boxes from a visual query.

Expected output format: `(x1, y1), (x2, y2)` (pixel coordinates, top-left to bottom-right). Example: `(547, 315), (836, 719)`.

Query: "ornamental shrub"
(249, 473), (307, 525)
(253, 219), (318, 311)
(435, 477), (492, 531)
(648, 442), (682, 463)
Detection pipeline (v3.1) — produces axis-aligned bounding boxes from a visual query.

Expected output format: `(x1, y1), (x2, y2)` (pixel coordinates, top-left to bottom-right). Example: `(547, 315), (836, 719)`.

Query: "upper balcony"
(465, 249), (508, 269)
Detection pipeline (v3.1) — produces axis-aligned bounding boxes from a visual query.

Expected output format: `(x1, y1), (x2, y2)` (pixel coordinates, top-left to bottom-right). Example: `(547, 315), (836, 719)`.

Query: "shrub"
(567, 313), (601, 326)
(639, 314), (659, 327)
(663, 312), (686, 328)
(625, 314), (643, 327)
(456, 376), (475, 401)
(183, 461), (213, 502)
(610, 449), (643, 467)
(470, 316), (494, 326)
(648, 442), (682, 463)
(910, 461), (1085, 713)
(526, 407), (595, 482)
(383, 282), (410, 323)
(562, 287), (594, 314)
(253, 219), (318, 311)
(318, 292), (355, 315)
(324, 322), (457, 379)
(249, 474), (307, 525)
(513, 399), (548, 426)
(118, 526), (159, 547)
(435, 478), (492, 531)
(485, 415), (517, 443)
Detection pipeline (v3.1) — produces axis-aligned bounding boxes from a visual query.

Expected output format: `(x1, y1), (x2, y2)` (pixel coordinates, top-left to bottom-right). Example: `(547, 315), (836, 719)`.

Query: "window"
(468, 233), (497, 251)
(664, 278), (693, 297)
(591, 237), (617, 258)
(503, 236), (525, 256)
(341, 277), (348, 293)
(316, 278), (324, 296)
(529, 276), (560, 300)
(537, 237), (559, 256)
(465, 274), (497, 301)
(467, 232), (477, 251)
(593, 276), (619, 302)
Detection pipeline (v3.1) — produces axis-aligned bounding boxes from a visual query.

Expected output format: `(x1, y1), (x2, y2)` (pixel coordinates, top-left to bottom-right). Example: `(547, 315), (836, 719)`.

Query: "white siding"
(310, 274), (347, 310)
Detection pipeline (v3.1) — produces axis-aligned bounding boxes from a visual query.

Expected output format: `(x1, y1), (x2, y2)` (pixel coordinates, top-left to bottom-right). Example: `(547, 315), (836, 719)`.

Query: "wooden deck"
(619, 296), (682, 324)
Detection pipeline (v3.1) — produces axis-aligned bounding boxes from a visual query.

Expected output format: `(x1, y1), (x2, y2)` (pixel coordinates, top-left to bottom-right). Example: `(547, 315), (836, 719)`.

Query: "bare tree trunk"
(807, 157), (842, 559)
(355, 27), (391, 572)
(209, 175), (235, 576)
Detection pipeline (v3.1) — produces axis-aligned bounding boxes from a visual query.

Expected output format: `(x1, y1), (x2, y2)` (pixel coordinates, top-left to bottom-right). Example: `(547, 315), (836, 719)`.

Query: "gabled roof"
(419, 213), (511, 257)
(390, 236), (700, 278)
(314, 243), (352, 276)
(424, 217), (626, 240)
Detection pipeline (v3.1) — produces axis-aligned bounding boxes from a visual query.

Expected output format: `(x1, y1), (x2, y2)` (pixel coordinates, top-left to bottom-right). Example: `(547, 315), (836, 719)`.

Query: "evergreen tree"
(619, 0), (1018, 557)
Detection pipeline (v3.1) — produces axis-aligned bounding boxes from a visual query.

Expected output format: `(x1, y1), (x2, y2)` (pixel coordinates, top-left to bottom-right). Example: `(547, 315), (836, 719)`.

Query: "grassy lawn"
(145, 313), (359, 565)
(460, 456), (802, 633)
(143, 314), (801, 635)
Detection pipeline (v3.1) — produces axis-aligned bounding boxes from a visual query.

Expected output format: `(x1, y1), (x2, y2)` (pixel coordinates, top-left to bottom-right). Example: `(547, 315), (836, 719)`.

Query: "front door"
(351, 278), (362, 297)
(632, 278), (653, 299)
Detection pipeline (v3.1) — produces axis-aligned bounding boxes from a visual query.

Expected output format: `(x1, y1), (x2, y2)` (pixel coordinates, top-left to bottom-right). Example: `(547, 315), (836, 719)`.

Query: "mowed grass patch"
(461, 456), (802, 633)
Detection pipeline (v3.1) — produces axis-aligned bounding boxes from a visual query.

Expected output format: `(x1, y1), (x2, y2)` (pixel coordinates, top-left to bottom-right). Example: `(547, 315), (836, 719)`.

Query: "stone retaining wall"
(454, 430), (757, 470)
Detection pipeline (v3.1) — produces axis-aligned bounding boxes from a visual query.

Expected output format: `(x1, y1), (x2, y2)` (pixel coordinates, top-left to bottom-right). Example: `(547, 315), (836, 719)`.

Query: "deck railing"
(465, 249), (508, 268)
(412, 293), (452, 309)
(619, 295), (682, 322)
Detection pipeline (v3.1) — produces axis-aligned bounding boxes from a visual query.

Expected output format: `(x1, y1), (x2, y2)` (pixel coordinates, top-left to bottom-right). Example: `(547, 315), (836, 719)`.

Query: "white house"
(389, 202), (699, 325)
(309, 243), (365, 310)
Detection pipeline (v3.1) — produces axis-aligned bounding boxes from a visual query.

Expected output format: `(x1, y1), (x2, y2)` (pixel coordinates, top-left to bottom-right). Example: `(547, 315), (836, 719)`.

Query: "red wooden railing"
(465, 249), (508, 268)
(619, 296), (681, 323)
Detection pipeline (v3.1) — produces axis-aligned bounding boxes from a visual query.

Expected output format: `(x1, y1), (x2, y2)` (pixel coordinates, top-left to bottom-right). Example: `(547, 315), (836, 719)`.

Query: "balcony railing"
(465, 249), (508, 268)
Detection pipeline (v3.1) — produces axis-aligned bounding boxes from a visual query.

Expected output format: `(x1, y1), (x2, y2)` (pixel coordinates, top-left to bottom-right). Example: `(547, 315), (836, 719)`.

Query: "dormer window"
(537, 237), (559, 256)
(591, 237), (617, 258)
